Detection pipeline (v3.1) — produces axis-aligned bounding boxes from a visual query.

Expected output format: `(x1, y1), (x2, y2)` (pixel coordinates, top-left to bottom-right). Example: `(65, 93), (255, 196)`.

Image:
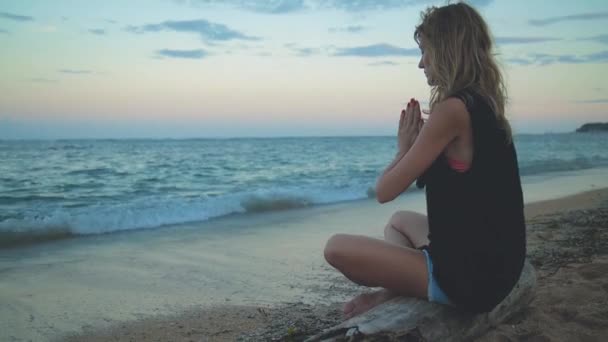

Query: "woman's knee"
(391, 210), (419, 224)
(324, 233), (352, 267)
(384, 210), (428, 246)
(384, 210), (415, 234)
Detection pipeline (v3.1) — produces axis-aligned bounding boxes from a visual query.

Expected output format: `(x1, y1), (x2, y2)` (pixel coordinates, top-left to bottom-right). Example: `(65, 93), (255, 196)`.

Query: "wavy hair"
(414, 2), (511, 140)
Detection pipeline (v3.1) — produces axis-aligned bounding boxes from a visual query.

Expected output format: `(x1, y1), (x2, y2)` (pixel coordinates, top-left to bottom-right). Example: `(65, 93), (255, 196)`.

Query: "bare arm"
(375, 98), (467, 203)
(381, 151), (406, 177)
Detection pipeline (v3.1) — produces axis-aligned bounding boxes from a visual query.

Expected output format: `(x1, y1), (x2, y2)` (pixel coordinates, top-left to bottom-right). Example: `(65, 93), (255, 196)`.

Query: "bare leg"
(383, 210), (430, 249)
(326, 211), (430, 319)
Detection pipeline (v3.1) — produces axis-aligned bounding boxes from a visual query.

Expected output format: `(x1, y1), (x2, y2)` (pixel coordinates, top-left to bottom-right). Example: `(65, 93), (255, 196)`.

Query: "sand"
(59, 188), (608, 342)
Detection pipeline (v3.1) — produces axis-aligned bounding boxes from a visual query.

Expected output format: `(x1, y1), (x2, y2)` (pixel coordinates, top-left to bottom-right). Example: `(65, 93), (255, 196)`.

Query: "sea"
(1, 133), (608, 247)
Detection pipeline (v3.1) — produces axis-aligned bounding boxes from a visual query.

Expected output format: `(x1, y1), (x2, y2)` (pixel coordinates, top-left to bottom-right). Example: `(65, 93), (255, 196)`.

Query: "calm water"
(1, 133), (607, 244)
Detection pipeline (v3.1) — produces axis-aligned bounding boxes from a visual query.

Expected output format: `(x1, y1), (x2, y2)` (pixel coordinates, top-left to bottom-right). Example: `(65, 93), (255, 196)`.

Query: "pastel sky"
(1, 0), (607, 139)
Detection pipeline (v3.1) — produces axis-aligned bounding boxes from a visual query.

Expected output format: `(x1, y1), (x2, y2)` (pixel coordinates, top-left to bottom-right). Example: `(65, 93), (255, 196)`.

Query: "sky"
(0, 0), (607, 139)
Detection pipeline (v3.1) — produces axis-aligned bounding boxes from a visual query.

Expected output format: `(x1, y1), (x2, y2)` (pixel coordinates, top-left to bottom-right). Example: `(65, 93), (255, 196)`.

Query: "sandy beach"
(51, 187), (608, 342)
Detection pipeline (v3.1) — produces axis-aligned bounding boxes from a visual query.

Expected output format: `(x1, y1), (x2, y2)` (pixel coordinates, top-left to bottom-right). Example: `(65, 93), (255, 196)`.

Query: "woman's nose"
(418, 57), (424, 69)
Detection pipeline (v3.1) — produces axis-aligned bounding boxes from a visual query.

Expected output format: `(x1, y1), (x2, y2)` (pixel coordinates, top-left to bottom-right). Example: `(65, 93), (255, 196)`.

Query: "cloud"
(176, 0), (494, 14)
(505, 57), (533, 66)
(507, 50), (608, 66)
(88, 29), (106, 35)
(495, 36), (561, 45)
(29, 78), (58, 83)
(529, 11), (608, 26)
(0, 28), (9, 34)
(284, 43), (419, 58)
(557, 55), (587, 63)
(326, 0), (425, 12)
(572, 98), (608, 104)
(368, 61), (399, 66)
(126, 19), (259, 42)
(333, 43), (419, 57)
(329, 25), (366, 33)
(205, 0), (308, 14)
(291, 47), (320, 56)
(468, 0), (494, 6)
(0, 11), (34, 22)
(580, 34), (608, 45)
(283, 43), (323, 56)
(242, 0), (306, 14)
(157, 48), (207, 59)
(587, 50), (608, 62)
(294, 48), (319, 57)
(58, 69), (92, 74)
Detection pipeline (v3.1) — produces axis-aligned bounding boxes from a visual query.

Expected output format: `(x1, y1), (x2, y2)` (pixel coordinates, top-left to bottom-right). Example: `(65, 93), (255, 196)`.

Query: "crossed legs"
(324, 210), (431, 319)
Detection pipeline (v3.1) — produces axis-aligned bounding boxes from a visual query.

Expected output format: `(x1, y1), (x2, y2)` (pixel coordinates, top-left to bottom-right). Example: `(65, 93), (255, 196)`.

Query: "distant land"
(576, 123), (608, 132)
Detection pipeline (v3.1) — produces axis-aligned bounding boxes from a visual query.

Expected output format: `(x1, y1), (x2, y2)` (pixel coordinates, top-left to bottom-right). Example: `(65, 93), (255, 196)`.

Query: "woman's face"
(417, 38), (434, 86)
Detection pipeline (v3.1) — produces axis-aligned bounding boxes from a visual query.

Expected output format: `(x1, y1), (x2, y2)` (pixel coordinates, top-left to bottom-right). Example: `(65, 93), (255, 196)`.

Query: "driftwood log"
(307, 260), (536, 342)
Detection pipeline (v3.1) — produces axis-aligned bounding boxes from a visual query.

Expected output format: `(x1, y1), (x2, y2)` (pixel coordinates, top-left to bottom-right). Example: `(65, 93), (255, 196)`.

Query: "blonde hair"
(414, 2), (512, 140)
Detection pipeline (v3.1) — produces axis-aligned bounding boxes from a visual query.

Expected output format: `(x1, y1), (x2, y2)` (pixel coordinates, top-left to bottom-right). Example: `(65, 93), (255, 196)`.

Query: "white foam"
(0, 186), (377, 236)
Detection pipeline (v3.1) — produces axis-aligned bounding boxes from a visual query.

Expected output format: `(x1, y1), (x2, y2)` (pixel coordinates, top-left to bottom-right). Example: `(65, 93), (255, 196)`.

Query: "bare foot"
(343, 289), (397, 320)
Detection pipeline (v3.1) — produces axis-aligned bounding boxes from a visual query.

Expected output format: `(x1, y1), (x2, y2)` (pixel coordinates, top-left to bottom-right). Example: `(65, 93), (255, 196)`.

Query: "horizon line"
(0, 131), (588, 141)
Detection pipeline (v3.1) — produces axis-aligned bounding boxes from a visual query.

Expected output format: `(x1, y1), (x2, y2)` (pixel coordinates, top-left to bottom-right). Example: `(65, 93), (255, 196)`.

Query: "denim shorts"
(421, 248), (453, 305)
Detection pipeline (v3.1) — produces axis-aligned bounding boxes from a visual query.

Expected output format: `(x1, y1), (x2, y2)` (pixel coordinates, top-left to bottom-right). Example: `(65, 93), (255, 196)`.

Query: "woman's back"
(420, 89), (526, 313)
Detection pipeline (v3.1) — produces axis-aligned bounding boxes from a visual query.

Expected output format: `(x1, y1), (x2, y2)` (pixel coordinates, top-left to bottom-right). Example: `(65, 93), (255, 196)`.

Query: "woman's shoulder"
(447, 88), (483, 111)
(443, 89), (499, 129)
(432, 96), (470, 127)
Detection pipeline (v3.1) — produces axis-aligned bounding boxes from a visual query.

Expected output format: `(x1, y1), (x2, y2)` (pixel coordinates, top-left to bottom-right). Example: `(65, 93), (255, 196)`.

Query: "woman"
(324, 2), (526, 317)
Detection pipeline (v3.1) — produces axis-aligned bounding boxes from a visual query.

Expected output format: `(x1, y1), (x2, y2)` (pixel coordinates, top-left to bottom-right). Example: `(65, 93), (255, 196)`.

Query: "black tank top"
(417, 89), (526, 313)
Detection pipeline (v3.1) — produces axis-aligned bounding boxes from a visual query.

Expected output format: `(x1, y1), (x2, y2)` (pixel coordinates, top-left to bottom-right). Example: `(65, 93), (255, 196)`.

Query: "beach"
(51, 187), (608, 342)
(3, 0), (607, 339)
(1, 164), (607, 341)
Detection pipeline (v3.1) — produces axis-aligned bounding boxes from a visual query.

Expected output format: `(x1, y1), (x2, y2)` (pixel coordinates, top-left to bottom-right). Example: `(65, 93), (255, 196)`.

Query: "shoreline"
(61, 188), (608, 342)
(4, 165), (608, 251)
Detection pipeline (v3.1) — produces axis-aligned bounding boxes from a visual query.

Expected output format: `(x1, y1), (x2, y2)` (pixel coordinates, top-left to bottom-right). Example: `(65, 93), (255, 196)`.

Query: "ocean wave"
(58, 182), (105, 191)
(0, 187), (376, 248)
(65, 167), (130, 177)
(366, 187), (376, 198)
(0, 195), (66, 204)
(48, 143), (90, 151)
(240, 195), (313, 213)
